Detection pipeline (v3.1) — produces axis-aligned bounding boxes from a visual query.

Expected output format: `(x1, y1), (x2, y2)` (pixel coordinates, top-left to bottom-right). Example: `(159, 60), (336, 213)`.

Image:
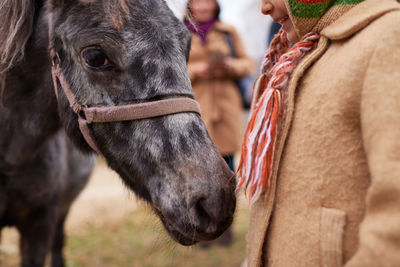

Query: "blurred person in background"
(218, 0), (274, 111)
(185, 0), (254, 246)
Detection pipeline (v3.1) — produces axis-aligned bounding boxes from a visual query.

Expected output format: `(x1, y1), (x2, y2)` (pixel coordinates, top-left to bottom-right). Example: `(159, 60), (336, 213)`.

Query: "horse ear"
(0, 0), (36, 102)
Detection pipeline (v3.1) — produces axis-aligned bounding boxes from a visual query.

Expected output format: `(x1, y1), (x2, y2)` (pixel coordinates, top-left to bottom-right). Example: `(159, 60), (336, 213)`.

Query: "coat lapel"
(247, 36), (330, 267)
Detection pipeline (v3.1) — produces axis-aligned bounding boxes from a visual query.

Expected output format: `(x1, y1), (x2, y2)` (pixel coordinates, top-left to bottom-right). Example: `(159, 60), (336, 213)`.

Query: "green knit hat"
(284, 0), (365, 38)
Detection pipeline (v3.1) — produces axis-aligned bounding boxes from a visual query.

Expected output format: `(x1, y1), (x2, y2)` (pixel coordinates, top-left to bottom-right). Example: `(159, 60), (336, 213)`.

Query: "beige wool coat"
(247, 0), (400, 266)
(187, 21), (254, 155)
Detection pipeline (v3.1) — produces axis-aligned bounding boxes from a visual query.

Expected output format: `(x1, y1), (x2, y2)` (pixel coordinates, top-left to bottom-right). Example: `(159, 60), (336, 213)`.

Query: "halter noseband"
(49, 47), (200, 155)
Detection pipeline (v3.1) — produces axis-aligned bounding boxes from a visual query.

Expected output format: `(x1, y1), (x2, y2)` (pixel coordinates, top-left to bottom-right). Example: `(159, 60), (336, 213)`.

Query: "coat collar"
(322, 0), (400, 40)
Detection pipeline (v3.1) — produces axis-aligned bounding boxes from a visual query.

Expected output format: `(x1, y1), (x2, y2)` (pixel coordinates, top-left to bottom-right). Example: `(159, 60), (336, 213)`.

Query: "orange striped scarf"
(236, 29), (320, 203)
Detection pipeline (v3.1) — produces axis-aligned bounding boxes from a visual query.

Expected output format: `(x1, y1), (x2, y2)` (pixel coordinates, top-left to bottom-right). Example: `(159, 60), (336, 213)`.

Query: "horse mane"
(0, 0), (36, 98)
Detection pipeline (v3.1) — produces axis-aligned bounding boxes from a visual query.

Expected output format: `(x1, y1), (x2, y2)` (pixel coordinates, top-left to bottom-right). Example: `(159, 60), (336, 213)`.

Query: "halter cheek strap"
(51, 63), (201, 155)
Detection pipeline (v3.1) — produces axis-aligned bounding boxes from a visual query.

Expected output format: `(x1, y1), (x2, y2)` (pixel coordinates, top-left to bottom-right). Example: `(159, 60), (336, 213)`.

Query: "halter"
(48, 19), (200, 155)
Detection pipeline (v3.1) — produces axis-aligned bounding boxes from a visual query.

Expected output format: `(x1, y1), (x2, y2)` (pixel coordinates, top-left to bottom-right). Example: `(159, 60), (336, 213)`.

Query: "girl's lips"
(278, 16), (289, 25)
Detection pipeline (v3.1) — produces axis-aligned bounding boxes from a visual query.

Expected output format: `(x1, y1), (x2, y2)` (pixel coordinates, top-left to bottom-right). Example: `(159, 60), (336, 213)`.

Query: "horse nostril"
(195, 198), (212, 222)
(188, 195), (221, 235)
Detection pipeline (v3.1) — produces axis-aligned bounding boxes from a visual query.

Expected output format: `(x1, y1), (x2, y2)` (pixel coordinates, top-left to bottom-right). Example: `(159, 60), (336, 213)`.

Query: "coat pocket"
(320, 207), (347, 267)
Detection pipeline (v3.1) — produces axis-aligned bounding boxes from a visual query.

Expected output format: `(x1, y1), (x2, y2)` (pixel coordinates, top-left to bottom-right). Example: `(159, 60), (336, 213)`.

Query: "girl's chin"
(287, 30), (300, 43)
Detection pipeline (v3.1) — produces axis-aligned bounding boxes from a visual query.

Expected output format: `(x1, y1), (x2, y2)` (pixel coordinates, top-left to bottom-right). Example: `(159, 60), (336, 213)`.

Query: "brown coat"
(187, 21), (254, 155)
(246, 0), (400, 266)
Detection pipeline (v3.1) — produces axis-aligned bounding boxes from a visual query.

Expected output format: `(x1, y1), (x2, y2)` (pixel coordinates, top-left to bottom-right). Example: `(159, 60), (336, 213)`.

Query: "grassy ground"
(1, 200), (249, 267)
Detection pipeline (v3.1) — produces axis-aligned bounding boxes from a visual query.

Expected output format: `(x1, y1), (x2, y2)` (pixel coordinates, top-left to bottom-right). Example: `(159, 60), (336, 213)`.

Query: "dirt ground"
(0, 158), (139, 257)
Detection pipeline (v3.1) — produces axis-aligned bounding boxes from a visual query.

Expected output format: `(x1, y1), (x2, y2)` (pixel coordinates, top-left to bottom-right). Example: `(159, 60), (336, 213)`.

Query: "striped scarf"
(237, 0), (365, 203)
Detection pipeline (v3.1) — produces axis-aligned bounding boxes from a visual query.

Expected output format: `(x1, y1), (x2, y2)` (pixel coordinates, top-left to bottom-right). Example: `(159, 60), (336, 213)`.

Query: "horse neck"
(0, 14), (60, 168)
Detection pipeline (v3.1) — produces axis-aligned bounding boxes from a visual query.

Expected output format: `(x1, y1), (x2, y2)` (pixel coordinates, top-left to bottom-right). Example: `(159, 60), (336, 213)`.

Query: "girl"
(238, 0), (400, 266)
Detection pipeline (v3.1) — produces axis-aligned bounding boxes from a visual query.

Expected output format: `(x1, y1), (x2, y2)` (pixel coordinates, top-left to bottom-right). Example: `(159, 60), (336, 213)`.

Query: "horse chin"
(155, 209), (231, 246)
(166, 229), (199, 246)
(152, 210), (195, 246)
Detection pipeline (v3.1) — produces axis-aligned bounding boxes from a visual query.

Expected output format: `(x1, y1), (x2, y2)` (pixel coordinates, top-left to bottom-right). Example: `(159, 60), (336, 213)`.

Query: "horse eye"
(82, 47), (113, 70)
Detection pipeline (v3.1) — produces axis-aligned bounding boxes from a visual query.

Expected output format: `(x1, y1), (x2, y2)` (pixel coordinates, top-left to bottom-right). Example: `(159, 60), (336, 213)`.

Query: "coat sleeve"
(345, 22), (400, 267)
(226, 27), (255, 79)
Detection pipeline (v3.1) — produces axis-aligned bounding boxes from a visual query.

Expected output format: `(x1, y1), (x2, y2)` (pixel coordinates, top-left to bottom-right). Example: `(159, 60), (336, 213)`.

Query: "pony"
(0, 0), (236, 266)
